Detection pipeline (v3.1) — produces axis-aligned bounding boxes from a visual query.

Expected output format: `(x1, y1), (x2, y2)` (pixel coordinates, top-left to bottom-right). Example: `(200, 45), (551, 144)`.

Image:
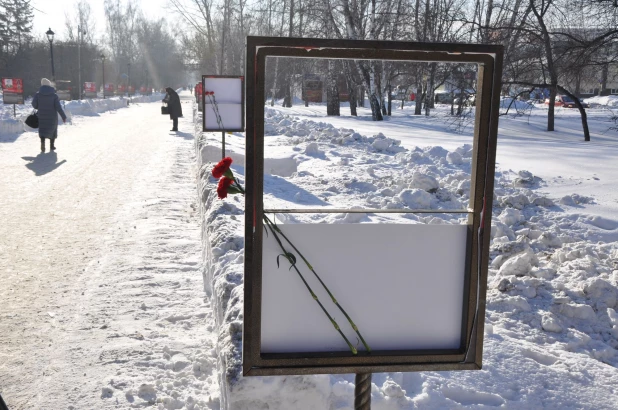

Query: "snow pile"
(63, 93), (163, 117)
(0, 116), (24, 136)
(583, 95), (618, 108)
(0, 93), (163, 138)
(197, 108), (618, 409)
(500, 97), (535, 112)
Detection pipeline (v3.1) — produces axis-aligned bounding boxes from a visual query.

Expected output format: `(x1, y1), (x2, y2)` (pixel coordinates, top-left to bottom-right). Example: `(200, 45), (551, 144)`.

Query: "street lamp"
(78, 25), (87, 99)
(45, 28), (55, 80)
(127, 62), (131, 103)
(101, 54), (106, 99)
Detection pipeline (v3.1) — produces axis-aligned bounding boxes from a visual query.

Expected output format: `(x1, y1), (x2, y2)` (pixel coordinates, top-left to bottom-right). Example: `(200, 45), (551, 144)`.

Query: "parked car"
(544, 95), (589, 108)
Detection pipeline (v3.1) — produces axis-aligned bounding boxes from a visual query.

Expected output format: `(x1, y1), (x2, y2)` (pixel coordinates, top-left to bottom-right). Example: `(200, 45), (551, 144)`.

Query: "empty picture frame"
(243, 36), (503, 376)
(202, 75), (245, 132)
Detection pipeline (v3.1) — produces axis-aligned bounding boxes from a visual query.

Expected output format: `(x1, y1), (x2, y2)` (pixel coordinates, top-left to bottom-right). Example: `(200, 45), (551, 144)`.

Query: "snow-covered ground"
(1, 92), (220, 409)
(198, 100), (618, 409)
(2, 87), (618, 409)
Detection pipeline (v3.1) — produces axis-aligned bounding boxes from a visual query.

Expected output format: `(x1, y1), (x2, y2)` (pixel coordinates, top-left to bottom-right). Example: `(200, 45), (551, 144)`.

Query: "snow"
(0, 93), (163, 139)
(197, 101), (618, 409)
(583, 95), (618, 108)
(2, 83), (618, 409)
(1, 92), (219, 409)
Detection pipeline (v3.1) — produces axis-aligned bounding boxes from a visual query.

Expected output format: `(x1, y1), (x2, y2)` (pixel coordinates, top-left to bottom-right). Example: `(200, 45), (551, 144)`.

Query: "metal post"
(101, 56), (105, 99)
(128, 62), (131, 104)
(78, 25), (81, 100)
(354, 373), (372, 410)
(14, 104), (16, 118)
(49, 41), (55, 81)
(222, 132), (226, 159)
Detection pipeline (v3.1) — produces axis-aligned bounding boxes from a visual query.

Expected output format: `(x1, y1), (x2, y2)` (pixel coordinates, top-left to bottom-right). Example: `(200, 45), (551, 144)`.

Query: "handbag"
(161, 104), (169, 115)
(25, 110), (39, 128)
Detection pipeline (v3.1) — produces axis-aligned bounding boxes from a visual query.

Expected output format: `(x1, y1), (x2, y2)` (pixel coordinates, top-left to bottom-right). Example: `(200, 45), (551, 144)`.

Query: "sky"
(31, 0), (172, 41)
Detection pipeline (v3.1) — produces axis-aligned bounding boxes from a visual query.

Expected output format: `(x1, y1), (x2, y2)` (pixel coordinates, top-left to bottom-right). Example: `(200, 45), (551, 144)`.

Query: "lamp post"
(127, 62), (131, 104)
(45, 28), (55, 81)
(145, 69), (149, 95)
(78, 25), (87, 100)
(101, 54), (106, 99)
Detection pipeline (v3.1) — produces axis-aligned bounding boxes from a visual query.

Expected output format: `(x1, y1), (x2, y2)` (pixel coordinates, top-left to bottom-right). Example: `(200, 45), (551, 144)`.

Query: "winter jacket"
(163, 88), (183, 119)
(32, 85), (67, 139)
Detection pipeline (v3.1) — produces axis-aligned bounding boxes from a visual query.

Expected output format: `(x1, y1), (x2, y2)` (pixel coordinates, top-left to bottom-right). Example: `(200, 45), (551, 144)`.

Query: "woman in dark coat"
(32, 78), (66, 152)
(163, 87), (182, 131)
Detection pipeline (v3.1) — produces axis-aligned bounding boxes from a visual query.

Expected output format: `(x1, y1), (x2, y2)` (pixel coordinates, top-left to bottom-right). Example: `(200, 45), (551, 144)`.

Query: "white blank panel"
(203, 78), (242, 103)
(204, 103), (243, 130)
(261, 223), (468, 353)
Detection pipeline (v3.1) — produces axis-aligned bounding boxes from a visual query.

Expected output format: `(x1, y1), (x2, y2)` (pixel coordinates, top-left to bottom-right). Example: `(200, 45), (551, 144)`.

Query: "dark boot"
(50, 138), (56, 151)
(40, 138), (45, 152)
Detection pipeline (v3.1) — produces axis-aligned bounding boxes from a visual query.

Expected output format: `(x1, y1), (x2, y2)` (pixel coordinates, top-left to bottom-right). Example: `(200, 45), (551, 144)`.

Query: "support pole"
(354, 373), (372, 410)
(222, 131), (226, 159)
(14, 104), (16, 118)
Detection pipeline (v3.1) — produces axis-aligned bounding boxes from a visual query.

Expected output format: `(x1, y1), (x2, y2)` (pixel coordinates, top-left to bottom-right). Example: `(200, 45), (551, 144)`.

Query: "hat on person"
(41, 78), (52, 86)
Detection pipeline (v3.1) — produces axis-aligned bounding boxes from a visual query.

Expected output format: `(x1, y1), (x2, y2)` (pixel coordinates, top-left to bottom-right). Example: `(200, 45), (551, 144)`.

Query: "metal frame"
(244, 36), (503, 376)
(201, 74), (245, 132)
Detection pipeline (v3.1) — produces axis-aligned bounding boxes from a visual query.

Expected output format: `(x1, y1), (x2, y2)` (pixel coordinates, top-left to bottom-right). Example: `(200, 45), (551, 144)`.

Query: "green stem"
(264, 214), (371, 353)
(263, 215), (357, 355)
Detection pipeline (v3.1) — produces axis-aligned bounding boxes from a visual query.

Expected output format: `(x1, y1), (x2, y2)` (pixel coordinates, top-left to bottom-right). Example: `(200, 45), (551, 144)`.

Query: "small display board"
(117, 84), (126, 95)
(56, 80), (72, 101)
(128, 85), (135, 95)
(1, 77), (24, 104)
(243, 36), (503, 377)
(84, 82), (97, 98)
(201, 75), (244, 132)
(104, 83), (115, 97)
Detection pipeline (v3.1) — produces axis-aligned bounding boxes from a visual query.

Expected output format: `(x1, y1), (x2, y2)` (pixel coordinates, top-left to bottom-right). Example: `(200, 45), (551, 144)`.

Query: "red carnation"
(212, 157), (233, 179)
(217, 177), (234, 199)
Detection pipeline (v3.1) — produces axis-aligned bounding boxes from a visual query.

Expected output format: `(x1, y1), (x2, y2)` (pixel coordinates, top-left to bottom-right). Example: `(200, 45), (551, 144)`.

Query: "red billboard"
(128, 85), (135, 94)
(1, 77), (24, 104)
(84, 82), (97, 98)
(104, 83), (115, 96)
(304, 74), (322, 103)
(117, 84), (126, 94)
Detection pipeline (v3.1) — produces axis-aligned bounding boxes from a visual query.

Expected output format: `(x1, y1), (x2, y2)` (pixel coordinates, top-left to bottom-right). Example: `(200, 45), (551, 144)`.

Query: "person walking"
(32, 78), (66, 152)
(163, 87), (182, 132)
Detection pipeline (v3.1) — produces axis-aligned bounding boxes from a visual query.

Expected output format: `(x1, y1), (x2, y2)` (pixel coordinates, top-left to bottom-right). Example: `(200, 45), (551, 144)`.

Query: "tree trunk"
(414, 85), (422, 115)
(547, 84), (557, 132)
(558, 85), (590, 141)
(349, 85), (357, 116)
(387, 84), (392, 116)
(369, 93), (383, 121)
(600, 63), (608, 96)
(326, 60), (340, 116)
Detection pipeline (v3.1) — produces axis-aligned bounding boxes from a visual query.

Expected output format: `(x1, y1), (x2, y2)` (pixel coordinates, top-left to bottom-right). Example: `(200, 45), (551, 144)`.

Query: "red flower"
(212, 157), (233, 179)
(217, 177), (233, 199)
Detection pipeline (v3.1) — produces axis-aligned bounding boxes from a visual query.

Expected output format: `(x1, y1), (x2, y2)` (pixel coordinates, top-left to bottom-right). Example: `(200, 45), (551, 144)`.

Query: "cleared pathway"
(0, 92), (219, 409)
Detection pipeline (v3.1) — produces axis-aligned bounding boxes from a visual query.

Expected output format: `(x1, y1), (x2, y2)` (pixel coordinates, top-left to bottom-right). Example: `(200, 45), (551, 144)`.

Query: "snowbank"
(0, 93), (163, 138)
(500, 97), (535, 112)
(583, 95), (618, 108)
(196, 104), (618, 409)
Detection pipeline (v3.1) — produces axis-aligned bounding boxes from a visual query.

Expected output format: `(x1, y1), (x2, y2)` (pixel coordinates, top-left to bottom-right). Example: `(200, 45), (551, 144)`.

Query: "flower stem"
(263, 215), (357, 355)
(264, 214), (371, 353)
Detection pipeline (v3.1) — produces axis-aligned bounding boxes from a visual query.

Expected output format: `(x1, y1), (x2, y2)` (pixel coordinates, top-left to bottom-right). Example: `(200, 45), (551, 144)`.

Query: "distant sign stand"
(56, 80), (72, 102)
(104, 83), (115, 97)
(244, 37), (503, 409)
(201, 75), (244, 159)
(2, 77), (24, 117)
(84, 82), (97, 99)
